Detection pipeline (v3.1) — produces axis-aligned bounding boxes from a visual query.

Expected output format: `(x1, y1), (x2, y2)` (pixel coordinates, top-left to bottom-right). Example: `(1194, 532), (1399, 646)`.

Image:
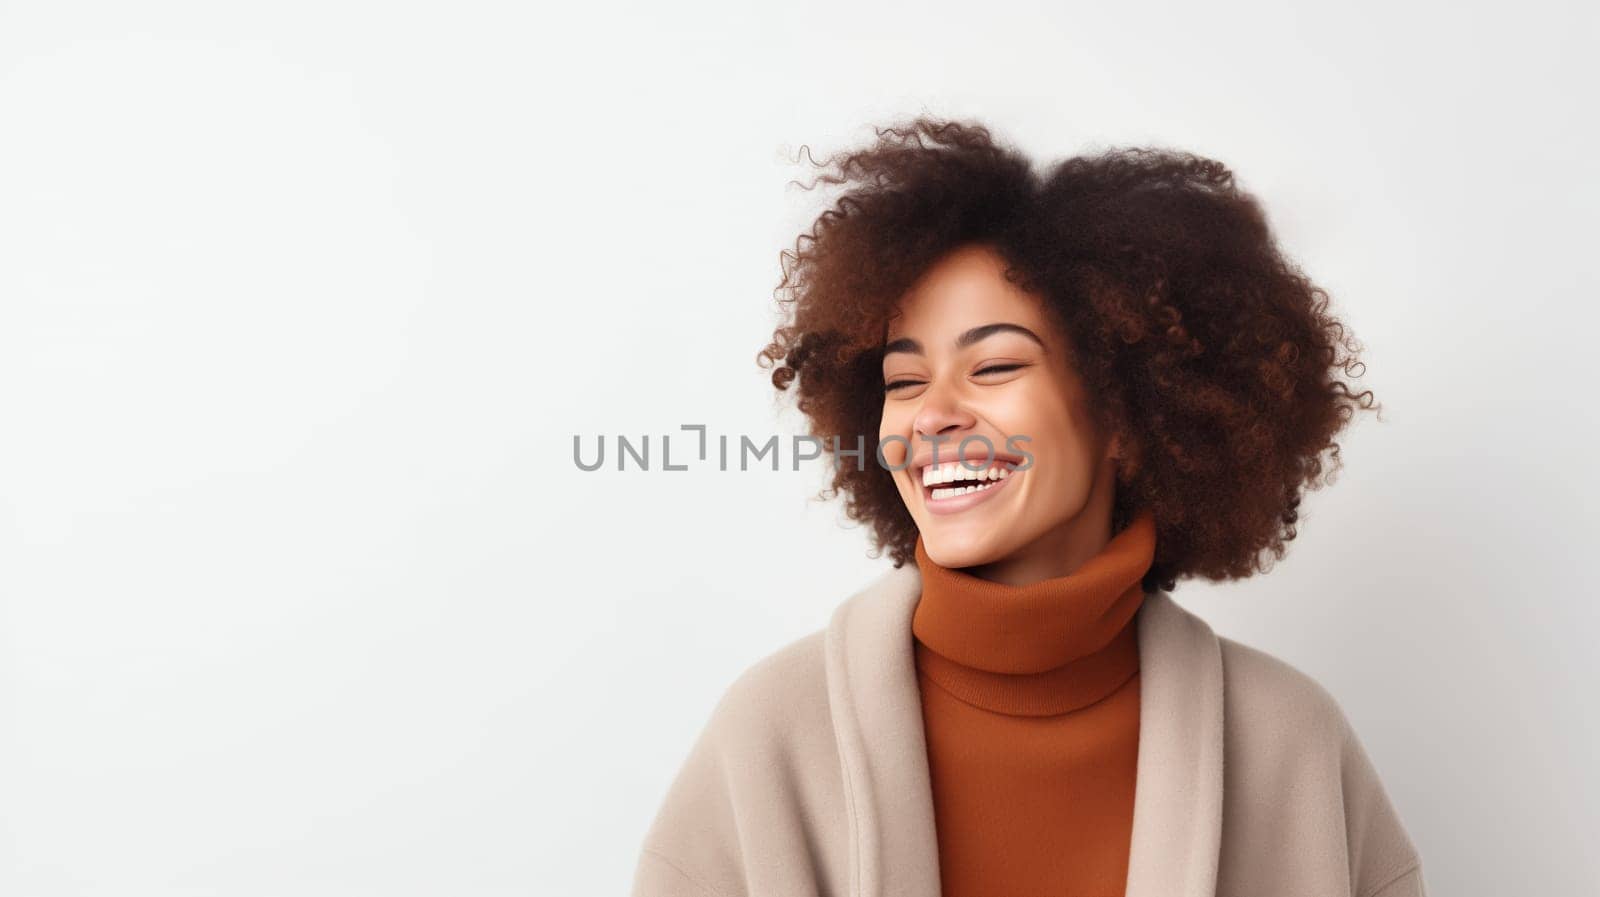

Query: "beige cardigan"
(632, 563), (1427, 897)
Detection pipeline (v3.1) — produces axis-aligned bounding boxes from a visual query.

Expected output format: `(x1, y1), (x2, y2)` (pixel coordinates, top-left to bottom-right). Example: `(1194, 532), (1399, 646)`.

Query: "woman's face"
(878, 243), (1121, 583)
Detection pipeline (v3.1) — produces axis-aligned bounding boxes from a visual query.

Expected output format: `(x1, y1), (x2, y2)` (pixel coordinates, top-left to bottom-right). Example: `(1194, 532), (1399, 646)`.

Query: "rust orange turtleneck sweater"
(911, 510), (1157, 897)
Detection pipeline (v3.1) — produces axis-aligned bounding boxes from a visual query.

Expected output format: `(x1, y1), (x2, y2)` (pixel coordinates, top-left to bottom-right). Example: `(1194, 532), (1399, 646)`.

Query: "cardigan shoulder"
(1213, 634), (1426, 897)
(708, 627), (833, 748)
(1215, 633), (1352, 745)
(631, 626), (845, 897)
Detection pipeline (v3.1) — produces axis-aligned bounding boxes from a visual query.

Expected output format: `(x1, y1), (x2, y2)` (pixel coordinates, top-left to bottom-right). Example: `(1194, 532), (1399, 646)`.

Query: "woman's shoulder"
(632, 623), (843, 897)
(699, 565), (914, 743)
(721, 628), (830, 709)
(1214, 632), (1355, 743)
(1209, 627), (1424, 893)
(1210, 625), (1412, 834)
(1141, 590), (1353, 739)
(692, 625), (832, 757)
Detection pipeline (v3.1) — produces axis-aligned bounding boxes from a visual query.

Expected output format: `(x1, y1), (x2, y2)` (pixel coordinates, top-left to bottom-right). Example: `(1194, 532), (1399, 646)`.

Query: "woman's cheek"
(877, 421), (909, 468)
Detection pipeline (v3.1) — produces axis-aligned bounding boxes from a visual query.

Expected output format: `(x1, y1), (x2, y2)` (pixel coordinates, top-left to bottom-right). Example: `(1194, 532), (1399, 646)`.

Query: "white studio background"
(1, 2), (1595, 895)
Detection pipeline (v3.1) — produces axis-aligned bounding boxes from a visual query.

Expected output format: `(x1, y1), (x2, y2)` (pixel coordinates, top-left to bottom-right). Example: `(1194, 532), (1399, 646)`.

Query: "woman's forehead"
(888, 246), (1044, 325)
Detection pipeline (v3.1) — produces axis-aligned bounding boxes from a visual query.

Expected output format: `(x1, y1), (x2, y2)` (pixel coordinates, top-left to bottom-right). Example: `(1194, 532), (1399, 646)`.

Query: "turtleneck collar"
(910, 510), (1157, 716)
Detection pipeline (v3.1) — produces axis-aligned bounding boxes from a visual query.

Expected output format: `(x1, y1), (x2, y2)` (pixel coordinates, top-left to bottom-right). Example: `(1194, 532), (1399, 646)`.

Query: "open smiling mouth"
(917, 460), (1021, 516)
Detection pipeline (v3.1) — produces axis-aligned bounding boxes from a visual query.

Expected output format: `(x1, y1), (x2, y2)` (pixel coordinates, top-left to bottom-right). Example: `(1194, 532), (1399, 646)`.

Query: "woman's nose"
(913, 384), (977, 439)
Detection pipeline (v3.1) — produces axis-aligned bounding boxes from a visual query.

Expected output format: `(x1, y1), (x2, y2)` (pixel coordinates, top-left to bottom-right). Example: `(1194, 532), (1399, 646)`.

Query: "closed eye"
(975, 363), (1025, 376)
(885, 363), (1028, 393)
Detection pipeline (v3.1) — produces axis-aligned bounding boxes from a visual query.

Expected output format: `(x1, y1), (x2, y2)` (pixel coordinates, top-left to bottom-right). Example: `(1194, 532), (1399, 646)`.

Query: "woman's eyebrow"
(883, 322), (1046, 356)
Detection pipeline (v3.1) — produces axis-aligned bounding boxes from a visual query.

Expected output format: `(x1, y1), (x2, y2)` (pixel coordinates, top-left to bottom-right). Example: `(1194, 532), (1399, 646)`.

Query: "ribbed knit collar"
(910, 510), (1157, 717)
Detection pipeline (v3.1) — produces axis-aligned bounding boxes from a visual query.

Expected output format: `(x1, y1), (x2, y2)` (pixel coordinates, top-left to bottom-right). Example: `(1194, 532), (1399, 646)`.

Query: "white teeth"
(930, 480), (1000, 500)
(920, 460), (1014, 487)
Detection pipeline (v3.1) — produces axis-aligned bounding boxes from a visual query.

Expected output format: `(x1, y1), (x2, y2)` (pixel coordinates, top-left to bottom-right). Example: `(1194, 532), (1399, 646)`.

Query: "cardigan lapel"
(824, 564), (1225, 897)
(1121, 585), (1226, 897)
(824, 563), (941, 897)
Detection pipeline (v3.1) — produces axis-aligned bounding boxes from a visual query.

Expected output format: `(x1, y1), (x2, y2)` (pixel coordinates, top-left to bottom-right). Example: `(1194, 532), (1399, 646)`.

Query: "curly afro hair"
(758, 116), (1380, 593)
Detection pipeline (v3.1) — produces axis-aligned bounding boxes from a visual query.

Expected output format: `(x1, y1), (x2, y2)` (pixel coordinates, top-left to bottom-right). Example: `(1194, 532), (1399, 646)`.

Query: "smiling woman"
(630, 117), (1425, 897)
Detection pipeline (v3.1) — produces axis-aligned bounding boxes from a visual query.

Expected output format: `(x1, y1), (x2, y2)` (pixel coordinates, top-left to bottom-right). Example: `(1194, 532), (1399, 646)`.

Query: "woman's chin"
(919, 530), (1014, 570)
